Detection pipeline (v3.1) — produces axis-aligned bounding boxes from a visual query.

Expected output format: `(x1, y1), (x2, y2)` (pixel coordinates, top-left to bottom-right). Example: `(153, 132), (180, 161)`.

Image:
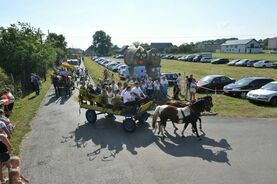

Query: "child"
(9, 169), (25, 184)
(106, 87), (114, 105)
(10, 156), (29, 183)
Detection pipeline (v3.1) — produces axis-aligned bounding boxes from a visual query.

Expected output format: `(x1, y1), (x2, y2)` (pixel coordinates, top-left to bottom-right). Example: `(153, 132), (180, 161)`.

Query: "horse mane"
(190, 99), (206, 114)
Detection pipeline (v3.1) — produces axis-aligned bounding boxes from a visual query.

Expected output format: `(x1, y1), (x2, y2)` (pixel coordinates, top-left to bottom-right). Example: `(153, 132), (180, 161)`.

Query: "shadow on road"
(156, 130), (232, 165)
(44, 93), (71, 106)
(61, 118), (231, 164)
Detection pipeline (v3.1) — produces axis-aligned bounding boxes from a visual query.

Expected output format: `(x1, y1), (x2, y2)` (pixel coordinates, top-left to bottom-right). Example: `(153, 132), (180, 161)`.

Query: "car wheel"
(240, 92), (247, 99)
(270, 97), (277, 106)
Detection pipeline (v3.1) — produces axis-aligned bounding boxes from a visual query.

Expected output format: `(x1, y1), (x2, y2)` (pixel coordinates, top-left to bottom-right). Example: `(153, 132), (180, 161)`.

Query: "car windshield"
(235, 78), (253, 86)
(68, 60), (79, 65)
(261, 83), (277, 91)
(199, 76), (214, 83)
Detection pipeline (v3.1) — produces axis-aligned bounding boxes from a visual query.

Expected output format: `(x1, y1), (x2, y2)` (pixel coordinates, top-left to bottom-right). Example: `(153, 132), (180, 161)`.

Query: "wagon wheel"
(86, 110), (97, 124)
(123, 118), (136, 133)
(138, 112), (150, 124)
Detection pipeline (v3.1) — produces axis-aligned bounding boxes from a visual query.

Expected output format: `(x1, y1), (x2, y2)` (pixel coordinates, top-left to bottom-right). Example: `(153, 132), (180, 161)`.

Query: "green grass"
(10, 72), (52, 155)
(86, 56), (277, 118)
(83, 57), (120, 84)
(213, 53), (277, 62)
(161, 59), (277, 118)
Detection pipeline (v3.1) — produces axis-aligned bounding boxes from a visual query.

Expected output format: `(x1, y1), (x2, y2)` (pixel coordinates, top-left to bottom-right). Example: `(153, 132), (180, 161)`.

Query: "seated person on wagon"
(131, 81), (149, 105)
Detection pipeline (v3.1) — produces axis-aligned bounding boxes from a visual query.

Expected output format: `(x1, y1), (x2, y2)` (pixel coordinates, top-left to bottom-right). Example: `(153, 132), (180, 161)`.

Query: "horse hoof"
(198, 138), (202, 141)
(182, 135), (185, 138)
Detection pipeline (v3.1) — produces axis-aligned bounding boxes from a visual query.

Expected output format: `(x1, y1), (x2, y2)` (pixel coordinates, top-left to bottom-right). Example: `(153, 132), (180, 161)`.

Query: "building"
(196, 41), (221, 52)
(268, 37), (277, 50)
(150, 43), (173, 52)
(221, 39), (261, 53)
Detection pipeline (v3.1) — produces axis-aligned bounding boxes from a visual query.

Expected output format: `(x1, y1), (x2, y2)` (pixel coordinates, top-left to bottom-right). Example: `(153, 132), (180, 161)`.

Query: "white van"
(120, 66), (146, 80)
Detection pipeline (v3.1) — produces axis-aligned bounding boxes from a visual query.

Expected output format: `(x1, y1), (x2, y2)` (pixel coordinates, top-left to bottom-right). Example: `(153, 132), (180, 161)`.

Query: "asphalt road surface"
(21, 87), (277, 184)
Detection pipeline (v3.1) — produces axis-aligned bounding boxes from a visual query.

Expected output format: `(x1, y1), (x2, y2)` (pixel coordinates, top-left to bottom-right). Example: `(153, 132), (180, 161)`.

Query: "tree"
(0, 22), (60, 89)
(46, 32), (67, 61)
(133, 41), (140, 48)
(92, 30), (112, 56)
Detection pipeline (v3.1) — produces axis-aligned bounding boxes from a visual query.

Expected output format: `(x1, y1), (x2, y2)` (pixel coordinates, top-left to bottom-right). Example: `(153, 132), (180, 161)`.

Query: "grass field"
(10, 72), (52, 155)
(161, 59), (277, 118)
(213, 53), (277, 62)
(83, 57), (120, 84)
(85, 57), (277, 118)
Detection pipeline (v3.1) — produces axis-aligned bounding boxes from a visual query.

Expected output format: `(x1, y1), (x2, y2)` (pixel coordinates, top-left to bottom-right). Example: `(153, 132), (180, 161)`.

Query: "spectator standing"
(176, 73), (182, 95)
(160, 76), (169, 99)
(190, 78), (197, 101)
(6, 89), (15, 112)
(185, 76), (190, 101)
(173, 80), (180, 100)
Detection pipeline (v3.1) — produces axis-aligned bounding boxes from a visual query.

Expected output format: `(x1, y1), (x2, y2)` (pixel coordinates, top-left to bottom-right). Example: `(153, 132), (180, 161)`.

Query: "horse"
(152, 98), (212, 140)
(51, 74), (61, 96)
(165, 96), (213, 131)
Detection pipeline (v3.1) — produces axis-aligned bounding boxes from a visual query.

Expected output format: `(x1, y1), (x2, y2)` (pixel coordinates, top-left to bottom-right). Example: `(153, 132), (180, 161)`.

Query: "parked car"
(192, 55), (202, 62)
(187, 55), (197, 62)
(200, 57), (212, 63)
(115, 54), (124, 59)
(254, 60), (274, 68)
(177, 56), (186, 61)
(161, 72), (178, 86)
(196, 75), (235, 93)
(273, 62), (277, 69)
(246, 60), (259, 67)
(223, 77), (274, 98)
(227, 59), (240, 66)
(235, 59), (249, 67)
(247, 81), (277, 106)
(211, 58), (229, 64)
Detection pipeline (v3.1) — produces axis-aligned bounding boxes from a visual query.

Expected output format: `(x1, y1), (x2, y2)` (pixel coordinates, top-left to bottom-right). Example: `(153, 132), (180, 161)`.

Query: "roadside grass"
(213, 53), (277, 62)
(83, 57), (120, 84)
(10, 72), (52, 155)
(87, 56), (277, 118)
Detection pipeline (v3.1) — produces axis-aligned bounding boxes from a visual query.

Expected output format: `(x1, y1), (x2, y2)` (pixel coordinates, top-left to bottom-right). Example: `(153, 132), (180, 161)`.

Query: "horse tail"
(152, 106), (160, 129)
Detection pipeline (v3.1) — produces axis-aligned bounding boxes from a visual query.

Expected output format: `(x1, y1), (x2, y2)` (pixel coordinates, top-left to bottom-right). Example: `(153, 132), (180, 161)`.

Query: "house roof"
(150, 43), (173, 49)
(222, 39), (255, 46)
(119, 45), (129, 53)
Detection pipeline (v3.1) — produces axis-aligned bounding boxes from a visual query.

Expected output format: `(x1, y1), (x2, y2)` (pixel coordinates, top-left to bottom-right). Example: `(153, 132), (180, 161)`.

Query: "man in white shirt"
(131, 81), (145, 100)
(160, 76), (169, 98)
(123, 86), (135, 104)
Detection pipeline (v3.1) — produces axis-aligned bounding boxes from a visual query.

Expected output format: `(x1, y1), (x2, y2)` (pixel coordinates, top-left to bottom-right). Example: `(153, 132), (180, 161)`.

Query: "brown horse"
(152, 98), (212, 139)
(165, 96), (213, 131)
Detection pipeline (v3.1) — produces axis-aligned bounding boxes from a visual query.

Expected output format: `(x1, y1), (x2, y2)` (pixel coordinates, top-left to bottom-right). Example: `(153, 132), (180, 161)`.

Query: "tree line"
(0, 22), (67, 92)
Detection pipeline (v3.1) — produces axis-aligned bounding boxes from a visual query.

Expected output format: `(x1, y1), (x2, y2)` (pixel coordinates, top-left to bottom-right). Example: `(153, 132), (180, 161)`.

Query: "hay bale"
(145, 66), (161, 80)
(146, 48), (161, 67)
(124, 46), (147, 66)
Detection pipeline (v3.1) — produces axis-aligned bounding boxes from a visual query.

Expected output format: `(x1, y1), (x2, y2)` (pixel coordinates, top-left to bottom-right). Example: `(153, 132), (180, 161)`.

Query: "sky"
(1, 0), (277, 50)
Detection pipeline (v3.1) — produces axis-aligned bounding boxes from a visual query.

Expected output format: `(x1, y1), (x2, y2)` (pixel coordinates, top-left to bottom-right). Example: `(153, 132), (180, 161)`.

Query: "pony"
(165, 96), (213, 131)
(152, 98), (212, 140)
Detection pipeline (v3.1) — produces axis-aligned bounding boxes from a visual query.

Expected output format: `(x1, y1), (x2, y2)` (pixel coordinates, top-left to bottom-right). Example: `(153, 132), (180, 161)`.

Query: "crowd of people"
(175, 73), (197, 101)
(81, 70), (198, 114)
(0, 89), (29, 184)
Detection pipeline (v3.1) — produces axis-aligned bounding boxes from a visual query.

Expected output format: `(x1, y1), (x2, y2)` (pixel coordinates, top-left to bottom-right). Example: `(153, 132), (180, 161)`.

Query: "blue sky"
(1, 0), (277, 49)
